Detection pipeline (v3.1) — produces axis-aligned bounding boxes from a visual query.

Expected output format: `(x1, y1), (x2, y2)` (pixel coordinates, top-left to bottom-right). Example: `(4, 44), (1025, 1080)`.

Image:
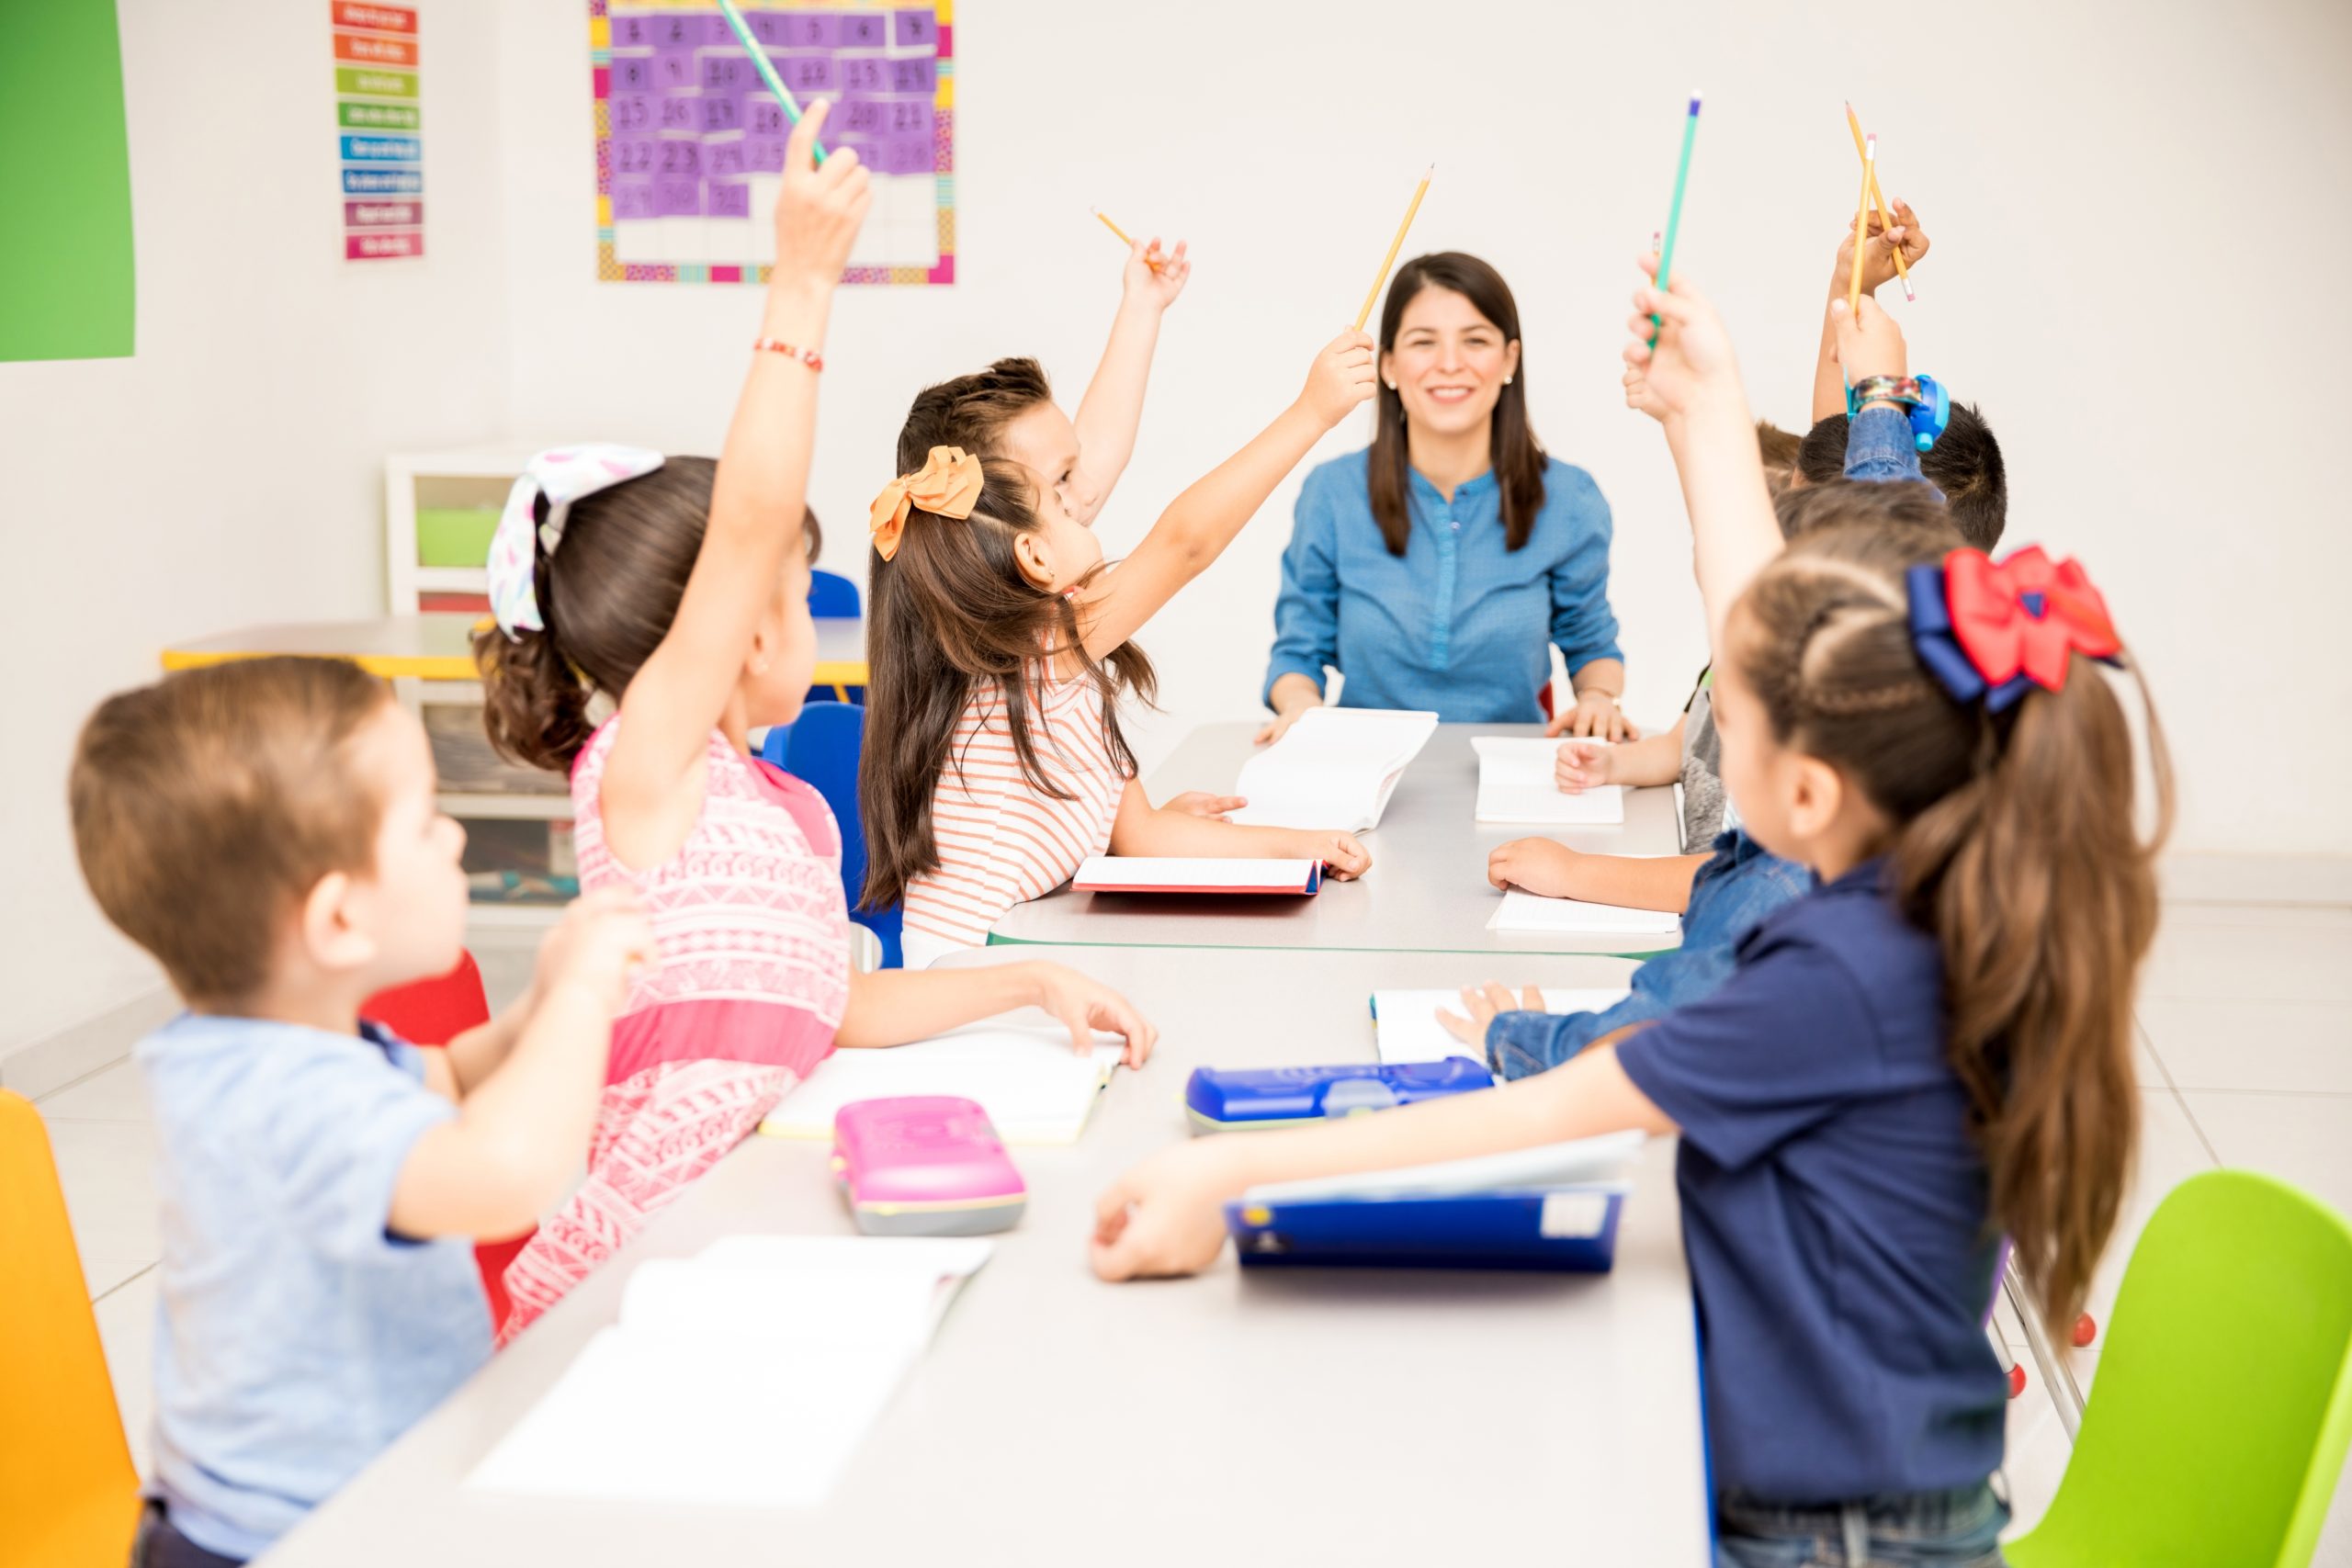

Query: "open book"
(466, 1236), (991, 1508)
(1225, 1133), (1647, 1272)
(1487, 889), (1682, 938)
(1227, 707), (1439, 831)
(1073, 856), (1321, 895)
(761, 1020), (1129, 1145)
(1370, 987), (1635, 1063)
(1472, 736), (1624, 825)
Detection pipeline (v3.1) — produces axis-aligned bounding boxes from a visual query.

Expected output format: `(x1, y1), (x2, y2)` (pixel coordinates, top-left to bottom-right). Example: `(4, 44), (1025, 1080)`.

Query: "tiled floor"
(31, 908), (2352, 1555)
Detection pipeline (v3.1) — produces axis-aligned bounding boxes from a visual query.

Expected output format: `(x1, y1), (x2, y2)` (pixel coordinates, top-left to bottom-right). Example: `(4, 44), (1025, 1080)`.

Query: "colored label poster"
(591, 2), (955, 286)
(335, 3), (424, 261)
(0, 0), (136, 361)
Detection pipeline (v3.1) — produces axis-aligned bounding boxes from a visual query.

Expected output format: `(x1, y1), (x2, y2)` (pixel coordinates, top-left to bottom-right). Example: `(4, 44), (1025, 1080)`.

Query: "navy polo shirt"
(1615, 859), (2005, 1503)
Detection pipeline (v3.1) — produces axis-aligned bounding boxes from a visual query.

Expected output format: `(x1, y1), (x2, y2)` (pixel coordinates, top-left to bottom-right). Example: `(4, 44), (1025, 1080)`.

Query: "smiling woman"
(1261, 253), (1630, 740)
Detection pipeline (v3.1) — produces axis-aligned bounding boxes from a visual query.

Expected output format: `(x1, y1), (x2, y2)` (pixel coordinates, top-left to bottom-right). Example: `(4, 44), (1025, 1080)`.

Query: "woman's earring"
(1384, 379), (1397, 390)
(1503, 375), (1515, 385)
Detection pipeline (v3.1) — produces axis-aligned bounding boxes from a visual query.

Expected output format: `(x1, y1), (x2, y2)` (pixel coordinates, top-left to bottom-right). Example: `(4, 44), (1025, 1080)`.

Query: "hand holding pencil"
(1832, 197), (1931, 300)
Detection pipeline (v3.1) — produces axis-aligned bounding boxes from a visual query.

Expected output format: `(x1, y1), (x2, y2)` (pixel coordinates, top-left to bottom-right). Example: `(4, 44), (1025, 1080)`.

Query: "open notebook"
(1227, 707), (1439, 831)
(1472, 736), (1624, 825)
(761, 1020), (1128, 1145)
(1370, 987), (1635, 1063)
(466, 1236), (991, 1509)
(1487, 889), (1682, 939)
(1073, 856), (1321, 895)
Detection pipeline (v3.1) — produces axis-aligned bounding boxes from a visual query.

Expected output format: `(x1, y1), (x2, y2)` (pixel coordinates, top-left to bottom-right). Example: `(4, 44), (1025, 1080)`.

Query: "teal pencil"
(1647, 93), (1702, 348)
(713, 0), (829, 166)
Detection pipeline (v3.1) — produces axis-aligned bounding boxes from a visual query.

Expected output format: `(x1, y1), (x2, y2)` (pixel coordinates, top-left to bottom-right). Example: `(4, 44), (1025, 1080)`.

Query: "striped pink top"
(901, 670), (1125, 955)
(501, 719), (850, 1340)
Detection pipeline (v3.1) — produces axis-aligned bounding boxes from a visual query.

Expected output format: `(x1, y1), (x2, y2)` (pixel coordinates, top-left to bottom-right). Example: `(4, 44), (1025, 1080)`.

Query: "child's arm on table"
(1072, 330), (1375, 660)
(834, 960), (1157, 1065)
(1106, 778), (1371, 879)
(1092, 997), (1675, 1280)
(1810, 198), (1929, 422)
(1065, 237), (1191, 525)
(600, 106), (870, 863)
(390, 889), (653, 1239)
(1555, 719), (1682, 794)
(1487, 842), (1713, 914)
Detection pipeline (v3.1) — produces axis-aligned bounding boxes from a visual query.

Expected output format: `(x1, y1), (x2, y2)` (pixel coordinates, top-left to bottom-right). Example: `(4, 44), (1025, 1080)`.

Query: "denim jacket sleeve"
(1263, 467), (1344, 707)
(1546, 466), (1625, 674)
(1843, 403), (1941, 497)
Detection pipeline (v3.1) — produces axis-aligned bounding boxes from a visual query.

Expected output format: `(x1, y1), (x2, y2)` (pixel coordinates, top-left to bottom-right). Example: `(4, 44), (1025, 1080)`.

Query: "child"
(70, 656), (654, 1566)
(1091, 272), (2171, 1563)
(472, 107), (1154, 1337)
(863, 333), (1380, 967)
(894, 233), (1189, 527)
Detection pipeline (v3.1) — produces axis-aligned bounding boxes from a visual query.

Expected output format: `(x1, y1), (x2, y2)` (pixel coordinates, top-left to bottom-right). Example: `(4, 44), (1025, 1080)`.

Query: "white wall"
(495, 0), (2352, 859)
(0, 0), (511, 1065)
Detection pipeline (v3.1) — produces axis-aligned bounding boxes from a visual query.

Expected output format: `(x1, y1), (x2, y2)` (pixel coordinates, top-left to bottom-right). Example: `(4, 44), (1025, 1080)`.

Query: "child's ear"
(1785, 756), (1847, 841)
(1010, 530), (1057, 591)
(299, 870), (376, 976)
(745, 604), (781, 677)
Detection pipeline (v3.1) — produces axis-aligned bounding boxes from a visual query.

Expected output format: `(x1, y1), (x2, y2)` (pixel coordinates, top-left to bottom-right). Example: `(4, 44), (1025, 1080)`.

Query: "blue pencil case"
(1183, 1058), (1494, 1134)
(1226, 1182), (1630, 1272)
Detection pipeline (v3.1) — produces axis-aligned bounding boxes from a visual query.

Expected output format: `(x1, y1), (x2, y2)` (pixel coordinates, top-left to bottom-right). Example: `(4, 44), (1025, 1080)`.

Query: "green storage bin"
(415, 506), (501, 569)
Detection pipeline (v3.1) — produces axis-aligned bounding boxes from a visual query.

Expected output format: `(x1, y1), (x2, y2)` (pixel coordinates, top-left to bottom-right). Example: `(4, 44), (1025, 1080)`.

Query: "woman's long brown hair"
(1366, 252), (1546, 555)
(1731, 521), (2174, 1337)
(859, 458), (1154, 910)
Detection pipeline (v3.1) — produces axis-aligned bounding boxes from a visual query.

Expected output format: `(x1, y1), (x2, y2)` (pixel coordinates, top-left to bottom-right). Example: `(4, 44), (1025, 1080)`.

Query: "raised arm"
(601, 105), (869, 831)
(1073, 329), (1374, 660)
(1067, 237), (1191, 524)
(1810, 198), (1930, 423)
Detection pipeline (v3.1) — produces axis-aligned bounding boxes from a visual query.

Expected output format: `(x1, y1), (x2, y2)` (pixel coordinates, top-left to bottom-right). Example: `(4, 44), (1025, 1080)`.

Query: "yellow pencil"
(1091, 207), (1163, 273)
(1844, 102), (1915, 301)
(1354, 164), (1434, 332)
(1847, 135), (1874, 319)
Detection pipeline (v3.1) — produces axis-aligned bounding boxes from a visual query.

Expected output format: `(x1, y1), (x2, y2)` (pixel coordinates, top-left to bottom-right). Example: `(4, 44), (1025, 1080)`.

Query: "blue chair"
(758, 701), (902, 967)
(807, 569), (865, 707)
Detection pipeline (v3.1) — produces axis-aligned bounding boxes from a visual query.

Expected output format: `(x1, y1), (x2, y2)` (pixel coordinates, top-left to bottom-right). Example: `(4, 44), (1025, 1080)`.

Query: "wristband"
(752, 337), (824, 372)
(1846, 372), (1951, 453)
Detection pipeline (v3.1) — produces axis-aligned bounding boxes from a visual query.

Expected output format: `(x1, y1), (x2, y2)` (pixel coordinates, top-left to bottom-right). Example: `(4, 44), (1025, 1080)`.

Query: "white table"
(261, 946), (1709, 1566)
(989, 722), (1688, 957)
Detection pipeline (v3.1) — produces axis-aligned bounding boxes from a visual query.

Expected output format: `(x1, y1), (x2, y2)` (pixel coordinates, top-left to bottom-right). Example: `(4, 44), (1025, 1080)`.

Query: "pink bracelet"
(752, 337), (824, 372)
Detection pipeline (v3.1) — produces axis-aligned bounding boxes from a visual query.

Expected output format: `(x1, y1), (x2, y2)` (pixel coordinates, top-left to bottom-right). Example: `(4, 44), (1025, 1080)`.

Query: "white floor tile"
(2142, 910), (2352, 1003)
(36, 1059), (151, 1122)
(2075, 1090), (2217, 1336)
(2139, 995), (2352, 1094)
(2177, 1090), (2352, 1217)
(92, 1267), (157, 1480)
(42, 1117), (161, 1265)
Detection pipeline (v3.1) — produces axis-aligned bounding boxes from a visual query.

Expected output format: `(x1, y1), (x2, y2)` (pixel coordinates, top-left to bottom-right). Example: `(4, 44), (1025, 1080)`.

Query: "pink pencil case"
(831, 1096), (1028, 1236)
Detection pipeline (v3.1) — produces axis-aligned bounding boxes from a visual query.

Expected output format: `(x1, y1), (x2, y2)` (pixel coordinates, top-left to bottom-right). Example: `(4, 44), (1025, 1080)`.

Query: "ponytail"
(473, 621), (595, 772)
(1734, 520), (2173, 1338)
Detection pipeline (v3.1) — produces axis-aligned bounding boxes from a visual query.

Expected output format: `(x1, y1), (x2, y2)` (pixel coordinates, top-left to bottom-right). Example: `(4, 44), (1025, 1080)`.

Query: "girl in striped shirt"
(863, 332), (1381, 967)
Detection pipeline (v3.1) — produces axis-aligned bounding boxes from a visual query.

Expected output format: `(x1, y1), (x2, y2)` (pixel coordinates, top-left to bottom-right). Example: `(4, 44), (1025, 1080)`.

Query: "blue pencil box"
(1183, 1058), (1493, 1134)
(1222, 1132), (1646, 1273)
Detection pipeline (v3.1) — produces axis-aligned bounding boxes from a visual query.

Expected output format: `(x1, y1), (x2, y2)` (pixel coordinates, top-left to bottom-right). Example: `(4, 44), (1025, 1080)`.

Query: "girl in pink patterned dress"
(472, 107), (1154, 1340)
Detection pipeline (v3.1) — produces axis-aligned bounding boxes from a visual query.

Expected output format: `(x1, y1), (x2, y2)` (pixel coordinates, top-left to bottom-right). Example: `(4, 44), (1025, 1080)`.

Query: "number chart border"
(588, 0), (956, 286)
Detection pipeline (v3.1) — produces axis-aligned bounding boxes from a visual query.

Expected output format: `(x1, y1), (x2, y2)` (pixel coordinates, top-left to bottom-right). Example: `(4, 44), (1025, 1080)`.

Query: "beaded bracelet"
(752, 337), (824, 372)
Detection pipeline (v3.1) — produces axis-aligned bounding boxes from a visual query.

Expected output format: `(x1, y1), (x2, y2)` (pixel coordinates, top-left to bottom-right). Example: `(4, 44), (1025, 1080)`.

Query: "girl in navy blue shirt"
(1093, 276), (2171, 1566)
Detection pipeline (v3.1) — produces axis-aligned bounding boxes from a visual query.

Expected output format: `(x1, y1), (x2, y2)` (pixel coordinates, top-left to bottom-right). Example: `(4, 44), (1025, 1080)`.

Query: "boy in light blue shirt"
(70, 657), (652, 1566)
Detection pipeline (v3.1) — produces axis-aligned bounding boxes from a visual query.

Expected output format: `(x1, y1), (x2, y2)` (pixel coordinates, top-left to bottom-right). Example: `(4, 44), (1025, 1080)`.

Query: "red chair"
(361, 952), (530, 1338)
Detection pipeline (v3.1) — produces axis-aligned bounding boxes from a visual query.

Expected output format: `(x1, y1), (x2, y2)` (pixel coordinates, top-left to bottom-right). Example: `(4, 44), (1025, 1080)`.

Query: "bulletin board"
(589, 1), (955, 286)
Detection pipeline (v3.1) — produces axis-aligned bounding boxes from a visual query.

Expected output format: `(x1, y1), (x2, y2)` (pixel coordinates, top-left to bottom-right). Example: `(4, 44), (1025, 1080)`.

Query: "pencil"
(1354, 164), (1434, 333)
(714, 0), (828, 166)
(1847, 134), (1875, 319)
(1648, 94), (1702, 349)
(1091, 208), (1164, 272)
(1844, 102), (1914, 301)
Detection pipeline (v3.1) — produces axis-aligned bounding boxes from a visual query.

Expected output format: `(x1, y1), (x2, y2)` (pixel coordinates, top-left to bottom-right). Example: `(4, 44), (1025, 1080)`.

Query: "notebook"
(1486, 889), (1682, 938)
(1370, 987), (1635, 1063)
(1073, 855), (1321, 895)
(465, 1236), (991, 1509)
(1472, 736), (1624, 825)
(1227, 707), (1439, 831)
(760, 1019), (1129, 1145)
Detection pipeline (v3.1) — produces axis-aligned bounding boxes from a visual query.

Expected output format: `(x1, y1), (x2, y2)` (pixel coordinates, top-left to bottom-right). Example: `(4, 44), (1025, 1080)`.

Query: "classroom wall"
(0, 0), (512, 1074)
(495, 0), (2352, 863)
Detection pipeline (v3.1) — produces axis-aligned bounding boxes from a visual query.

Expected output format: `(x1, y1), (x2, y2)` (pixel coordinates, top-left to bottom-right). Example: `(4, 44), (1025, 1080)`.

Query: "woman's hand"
(1092, 1138), (1250, 1280)
(1436, 981), (1544, 1047)
(1254, 707), (1308, 746)
(1287, 830), (1372, 880)
(1552, 739), (1618, 794)
(1548, 689), (1637, 740)
(1487, 837), (1584, 897)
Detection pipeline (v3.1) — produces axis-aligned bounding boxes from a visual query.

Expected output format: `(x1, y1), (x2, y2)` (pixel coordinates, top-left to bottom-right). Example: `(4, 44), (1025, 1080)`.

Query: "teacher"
(1260, 252), (1632, 742)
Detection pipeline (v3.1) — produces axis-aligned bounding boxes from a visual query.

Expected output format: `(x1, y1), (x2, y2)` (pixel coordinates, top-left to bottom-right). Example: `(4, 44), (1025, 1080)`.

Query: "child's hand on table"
(1832, 196), (1929, 297)
(1288, 829), (1371, 880)
(1436, 981), (1544, 1047)
(1123, 236), (1192, 311)
(1487, 838), (1584, 898)
(1163, 791), (1247, 822)
(1091, 1138), (1247, 1280)
(1553, 739), (1620, 794)
(1022, 962), (1157, 1066)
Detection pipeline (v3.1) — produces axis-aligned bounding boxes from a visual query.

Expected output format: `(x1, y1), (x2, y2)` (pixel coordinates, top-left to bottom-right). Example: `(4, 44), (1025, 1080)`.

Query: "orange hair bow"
(867, 446), (984, 562)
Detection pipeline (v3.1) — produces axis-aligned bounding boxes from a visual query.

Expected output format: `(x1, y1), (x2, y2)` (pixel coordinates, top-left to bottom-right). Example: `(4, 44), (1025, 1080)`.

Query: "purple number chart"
(593, 1), (956, 286)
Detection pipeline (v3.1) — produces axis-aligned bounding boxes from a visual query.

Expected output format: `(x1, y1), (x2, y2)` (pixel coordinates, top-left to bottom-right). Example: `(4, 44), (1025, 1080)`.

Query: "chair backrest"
(0, 1090), (141, 1568)
(808, 569), (861, 619)
(2007, 1169), (2352, 1568)
(775, 700), (902, 967)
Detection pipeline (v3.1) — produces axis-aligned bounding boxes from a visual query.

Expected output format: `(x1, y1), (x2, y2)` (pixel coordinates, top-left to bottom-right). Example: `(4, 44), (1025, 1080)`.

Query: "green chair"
(2007, 1170), (2352, 1567)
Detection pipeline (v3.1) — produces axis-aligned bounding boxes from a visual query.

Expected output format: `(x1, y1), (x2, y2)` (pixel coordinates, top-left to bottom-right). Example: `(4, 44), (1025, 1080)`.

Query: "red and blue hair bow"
(1906, 546), (2120, 711)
